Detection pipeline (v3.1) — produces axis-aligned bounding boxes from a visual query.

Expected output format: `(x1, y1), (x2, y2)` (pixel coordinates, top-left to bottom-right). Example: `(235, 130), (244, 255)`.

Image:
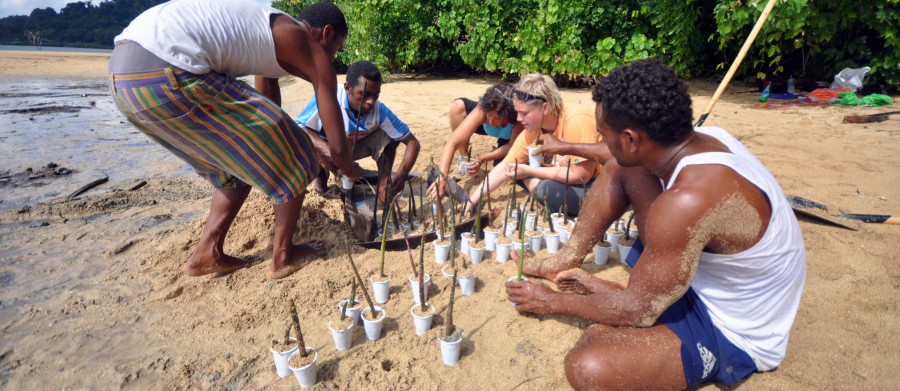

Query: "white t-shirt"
(115, 0), (290, 78)
(665, 127), (807, 371)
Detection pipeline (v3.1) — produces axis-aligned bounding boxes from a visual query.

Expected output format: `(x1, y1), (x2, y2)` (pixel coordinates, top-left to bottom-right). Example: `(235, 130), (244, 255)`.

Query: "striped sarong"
(110, 68), (318, 204)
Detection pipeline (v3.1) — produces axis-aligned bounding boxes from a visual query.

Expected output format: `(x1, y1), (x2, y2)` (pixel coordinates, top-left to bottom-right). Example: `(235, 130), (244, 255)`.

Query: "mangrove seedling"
(418, 231), (427, 309)
(378, 194), (400, 278)
(624, 212), (636, 241)
(403, 229), (417, 279)
(484, 167), (493, 226)
(543, 196), (555, 234)
(340, 277), (357, 320)
(561, 160), (571, 223)
(288, 300), (308, 357)
(344, 236), (378, 316)
(517, 240), (525, 281)
(471, 176), (486, 244)
(444, 268), (458, 338)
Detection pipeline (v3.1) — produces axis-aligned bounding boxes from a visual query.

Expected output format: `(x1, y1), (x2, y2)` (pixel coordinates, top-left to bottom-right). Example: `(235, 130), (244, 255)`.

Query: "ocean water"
(0, 44), (112, 54)
(0, 76), (191, 211)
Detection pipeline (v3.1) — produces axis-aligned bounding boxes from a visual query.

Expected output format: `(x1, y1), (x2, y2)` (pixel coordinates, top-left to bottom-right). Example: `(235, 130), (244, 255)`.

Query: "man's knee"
(565, 337), (619, 390)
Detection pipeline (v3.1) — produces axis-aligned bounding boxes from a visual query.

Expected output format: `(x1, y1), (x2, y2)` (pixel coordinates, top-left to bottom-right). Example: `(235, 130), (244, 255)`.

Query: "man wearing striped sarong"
(108, 1), (360, 279)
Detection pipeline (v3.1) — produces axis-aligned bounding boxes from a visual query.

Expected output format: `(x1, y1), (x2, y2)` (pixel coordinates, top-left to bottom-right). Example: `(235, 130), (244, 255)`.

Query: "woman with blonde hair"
(463, 74), (601, 217)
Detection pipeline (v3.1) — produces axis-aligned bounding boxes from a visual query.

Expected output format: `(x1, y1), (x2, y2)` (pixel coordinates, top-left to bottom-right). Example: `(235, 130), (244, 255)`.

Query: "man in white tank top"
(506, 59), (806, 390)
(109, 1), (362, 280)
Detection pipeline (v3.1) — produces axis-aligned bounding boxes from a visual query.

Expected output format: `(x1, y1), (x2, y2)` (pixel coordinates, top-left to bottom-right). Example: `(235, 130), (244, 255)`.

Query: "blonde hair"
(515, 73), (564, 115)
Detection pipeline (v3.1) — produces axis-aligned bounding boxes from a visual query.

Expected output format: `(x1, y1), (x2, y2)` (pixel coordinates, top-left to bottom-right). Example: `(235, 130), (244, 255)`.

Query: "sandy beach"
(0, 51), (898, 389)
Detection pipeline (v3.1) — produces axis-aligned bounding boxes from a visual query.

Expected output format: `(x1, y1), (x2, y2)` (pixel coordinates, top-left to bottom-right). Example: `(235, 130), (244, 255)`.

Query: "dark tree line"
(0, 0), (166, 48)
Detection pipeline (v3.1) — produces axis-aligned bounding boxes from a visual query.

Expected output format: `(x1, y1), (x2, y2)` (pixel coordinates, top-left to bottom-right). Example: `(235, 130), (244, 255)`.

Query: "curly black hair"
(592, 59), (693, 146)
(346, 61), (382, 87)
(479, 83), (517, 123)
(298, 2), (348, 37)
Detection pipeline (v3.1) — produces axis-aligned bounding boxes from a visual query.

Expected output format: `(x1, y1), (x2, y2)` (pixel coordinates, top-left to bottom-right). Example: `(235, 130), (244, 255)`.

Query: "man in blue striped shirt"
(296, 61), (420, 201)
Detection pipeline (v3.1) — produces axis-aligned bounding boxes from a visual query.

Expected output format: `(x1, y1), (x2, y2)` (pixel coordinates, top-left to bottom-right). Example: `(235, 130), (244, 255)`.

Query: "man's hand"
(316, 152), (340, 175)
(426, 176), (447, 201)
(555, 268), (626, 295)
(506, 279), (558, 314)
(534, 133), (564, 156)
(338, 162), (362, 180)
(389, 172), (406, 198)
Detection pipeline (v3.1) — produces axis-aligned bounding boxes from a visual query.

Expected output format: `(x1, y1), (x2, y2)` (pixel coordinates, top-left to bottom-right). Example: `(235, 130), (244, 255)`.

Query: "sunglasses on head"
(512, 88), (546, 102)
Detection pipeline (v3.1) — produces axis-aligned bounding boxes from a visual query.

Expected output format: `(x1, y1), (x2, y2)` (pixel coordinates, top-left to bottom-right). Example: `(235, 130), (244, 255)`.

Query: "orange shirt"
(502, 104), (601, 177)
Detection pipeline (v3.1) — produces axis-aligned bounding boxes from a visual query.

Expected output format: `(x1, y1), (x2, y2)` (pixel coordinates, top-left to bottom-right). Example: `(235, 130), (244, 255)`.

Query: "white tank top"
(664, 127), (806, 371)
(114, 0), (290, 78)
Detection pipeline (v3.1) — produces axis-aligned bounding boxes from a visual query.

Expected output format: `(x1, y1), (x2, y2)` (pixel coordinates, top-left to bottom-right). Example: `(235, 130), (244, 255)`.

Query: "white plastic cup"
(410, 303), (435, 336)
(605, 230), (624, 251)
(288, 348), (318, 388)
(527, 145), (541, 167)
(270, 338), (298, 378)
(550, 213), (563, 232)
(495, 241), (512, 263)
(458, 273), (476, 296)
(337, 300), (362, 326)
(434, 240), (451, 264)
(361, 306), (386, 341)
(460, 232), (473, 256)
(526, 232), (543, 254)
(328, 320), (354, 351)
(507, 276), (529, 306)
(618, 242), (633, 264)
(408, 273), (431, 305)
(440, 333), (463, 366)
(483, 229), (499, 251)
(593, 244), (611, 265)
(370, 275), (391, 304)
(544, 232), (561, 253)
(505, 220), (518, 238)
(628, 228), (639, 240)
(340, 175), (353, 190)
(469, 245), (485, 264)
(441, 264), (455, 279)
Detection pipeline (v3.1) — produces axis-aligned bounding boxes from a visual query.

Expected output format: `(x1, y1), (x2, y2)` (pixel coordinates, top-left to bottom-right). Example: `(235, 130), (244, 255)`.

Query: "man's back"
(663, 126), (806, 370)
(115, 0), (290, 78)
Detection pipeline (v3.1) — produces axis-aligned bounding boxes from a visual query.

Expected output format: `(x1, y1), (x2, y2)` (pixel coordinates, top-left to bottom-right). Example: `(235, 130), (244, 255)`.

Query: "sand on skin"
(0, 51), (898, 389)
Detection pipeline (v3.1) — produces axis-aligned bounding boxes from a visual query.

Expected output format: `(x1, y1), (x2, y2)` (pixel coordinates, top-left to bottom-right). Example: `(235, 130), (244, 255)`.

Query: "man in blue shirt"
(296, 61), (420, 201)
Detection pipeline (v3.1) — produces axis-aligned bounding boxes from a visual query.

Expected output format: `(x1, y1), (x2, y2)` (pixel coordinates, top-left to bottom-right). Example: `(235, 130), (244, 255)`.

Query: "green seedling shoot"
(517, 240), (525, 281)
(418, 232), (427, 309)
(544, 196), (555, 234)
(444, 268), (458, 338)
(471, 175), (486, 244)
(289, 300), (308, 357)
(562, 160), (571, 223)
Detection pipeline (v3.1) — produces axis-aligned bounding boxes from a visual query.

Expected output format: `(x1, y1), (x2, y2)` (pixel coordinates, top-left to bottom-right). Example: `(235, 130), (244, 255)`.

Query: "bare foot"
(521, 251), (582, 281)
(182, 254), (251, 277)
(268, 240), (326, 280)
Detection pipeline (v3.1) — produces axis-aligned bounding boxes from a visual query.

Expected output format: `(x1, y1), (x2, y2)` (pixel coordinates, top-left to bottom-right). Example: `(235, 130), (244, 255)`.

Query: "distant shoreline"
(0, 44), (112, 54)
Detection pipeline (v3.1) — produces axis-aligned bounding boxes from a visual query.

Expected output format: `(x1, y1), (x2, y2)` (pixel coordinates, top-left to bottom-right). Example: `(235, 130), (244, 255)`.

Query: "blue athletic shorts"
(624, 238), (758, 387)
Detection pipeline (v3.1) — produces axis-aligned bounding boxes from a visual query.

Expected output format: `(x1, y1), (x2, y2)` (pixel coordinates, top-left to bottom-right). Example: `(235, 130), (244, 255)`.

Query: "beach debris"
(128, 180), (147, 191)
(67, 176), (108, 200)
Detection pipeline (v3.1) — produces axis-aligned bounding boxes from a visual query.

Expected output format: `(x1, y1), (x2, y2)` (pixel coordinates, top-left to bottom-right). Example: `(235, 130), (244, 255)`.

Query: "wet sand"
(1, 51), (899, 389)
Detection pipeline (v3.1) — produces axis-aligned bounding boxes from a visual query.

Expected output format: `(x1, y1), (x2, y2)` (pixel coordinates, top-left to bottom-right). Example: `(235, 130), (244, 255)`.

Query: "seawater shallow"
(0, 76), (191, 211)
